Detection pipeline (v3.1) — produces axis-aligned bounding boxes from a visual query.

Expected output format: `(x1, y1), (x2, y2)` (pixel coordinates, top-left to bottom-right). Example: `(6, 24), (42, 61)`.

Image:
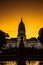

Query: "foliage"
(38, 28), (43, 44)
(0, 30), (9, 49)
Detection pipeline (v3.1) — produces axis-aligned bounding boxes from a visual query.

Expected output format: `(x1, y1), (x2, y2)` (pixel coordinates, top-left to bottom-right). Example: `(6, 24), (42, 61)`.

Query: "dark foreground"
(0, 48), (43, 61)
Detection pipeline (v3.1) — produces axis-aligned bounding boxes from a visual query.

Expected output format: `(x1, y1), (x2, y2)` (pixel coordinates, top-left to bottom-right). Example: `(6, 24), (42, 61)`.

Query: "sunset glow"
(0, 0), (43, 39)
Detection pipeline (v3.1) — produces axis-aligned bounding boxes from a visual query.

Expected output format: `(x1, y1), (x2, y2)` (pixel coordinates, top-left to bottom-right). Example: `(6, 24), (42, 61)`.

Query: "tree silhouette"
(18, 36), (26, 65)
(38, 28), (43, 44)
(0, 30), (9, 49)
(19, 36), (25, 48)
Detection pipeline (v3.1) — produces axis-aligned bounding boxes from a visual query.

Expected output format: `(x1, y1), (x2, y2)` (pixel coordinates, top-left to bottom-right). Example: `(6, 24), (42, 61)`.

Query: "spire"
(18, 18), (26, 37)
(18, 18), (25, 32)
(20, 18), (24, 25)
(21, 18), (23, 23)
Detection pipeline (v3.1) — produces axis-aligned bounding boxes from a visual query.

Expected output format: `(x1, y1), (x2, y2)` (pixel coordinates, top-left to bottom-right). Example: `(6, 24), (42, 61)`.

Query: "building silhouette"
(6, 18), (42, 49)
(18, 18), (26, 37)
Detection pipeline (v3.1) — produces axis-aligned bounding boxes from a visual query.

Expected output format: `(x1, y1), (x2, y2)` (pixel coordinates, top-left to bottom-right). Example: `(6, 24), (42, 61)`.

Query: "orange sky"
(0, 0), (43, 39)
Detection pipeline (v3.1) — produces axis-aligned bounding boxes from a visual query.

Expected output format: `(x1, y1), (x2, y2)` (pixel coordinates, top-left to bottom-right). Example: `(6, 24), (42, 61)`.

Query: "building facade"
(6, 19), (42, 49)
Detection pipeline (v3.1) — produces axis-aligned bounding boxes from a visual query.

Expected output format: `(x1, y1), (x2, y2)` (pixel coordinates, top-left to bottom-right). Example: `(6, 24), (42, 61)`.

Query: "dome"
(18, 18), (26, 37)
(18, 18), (25, 32)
